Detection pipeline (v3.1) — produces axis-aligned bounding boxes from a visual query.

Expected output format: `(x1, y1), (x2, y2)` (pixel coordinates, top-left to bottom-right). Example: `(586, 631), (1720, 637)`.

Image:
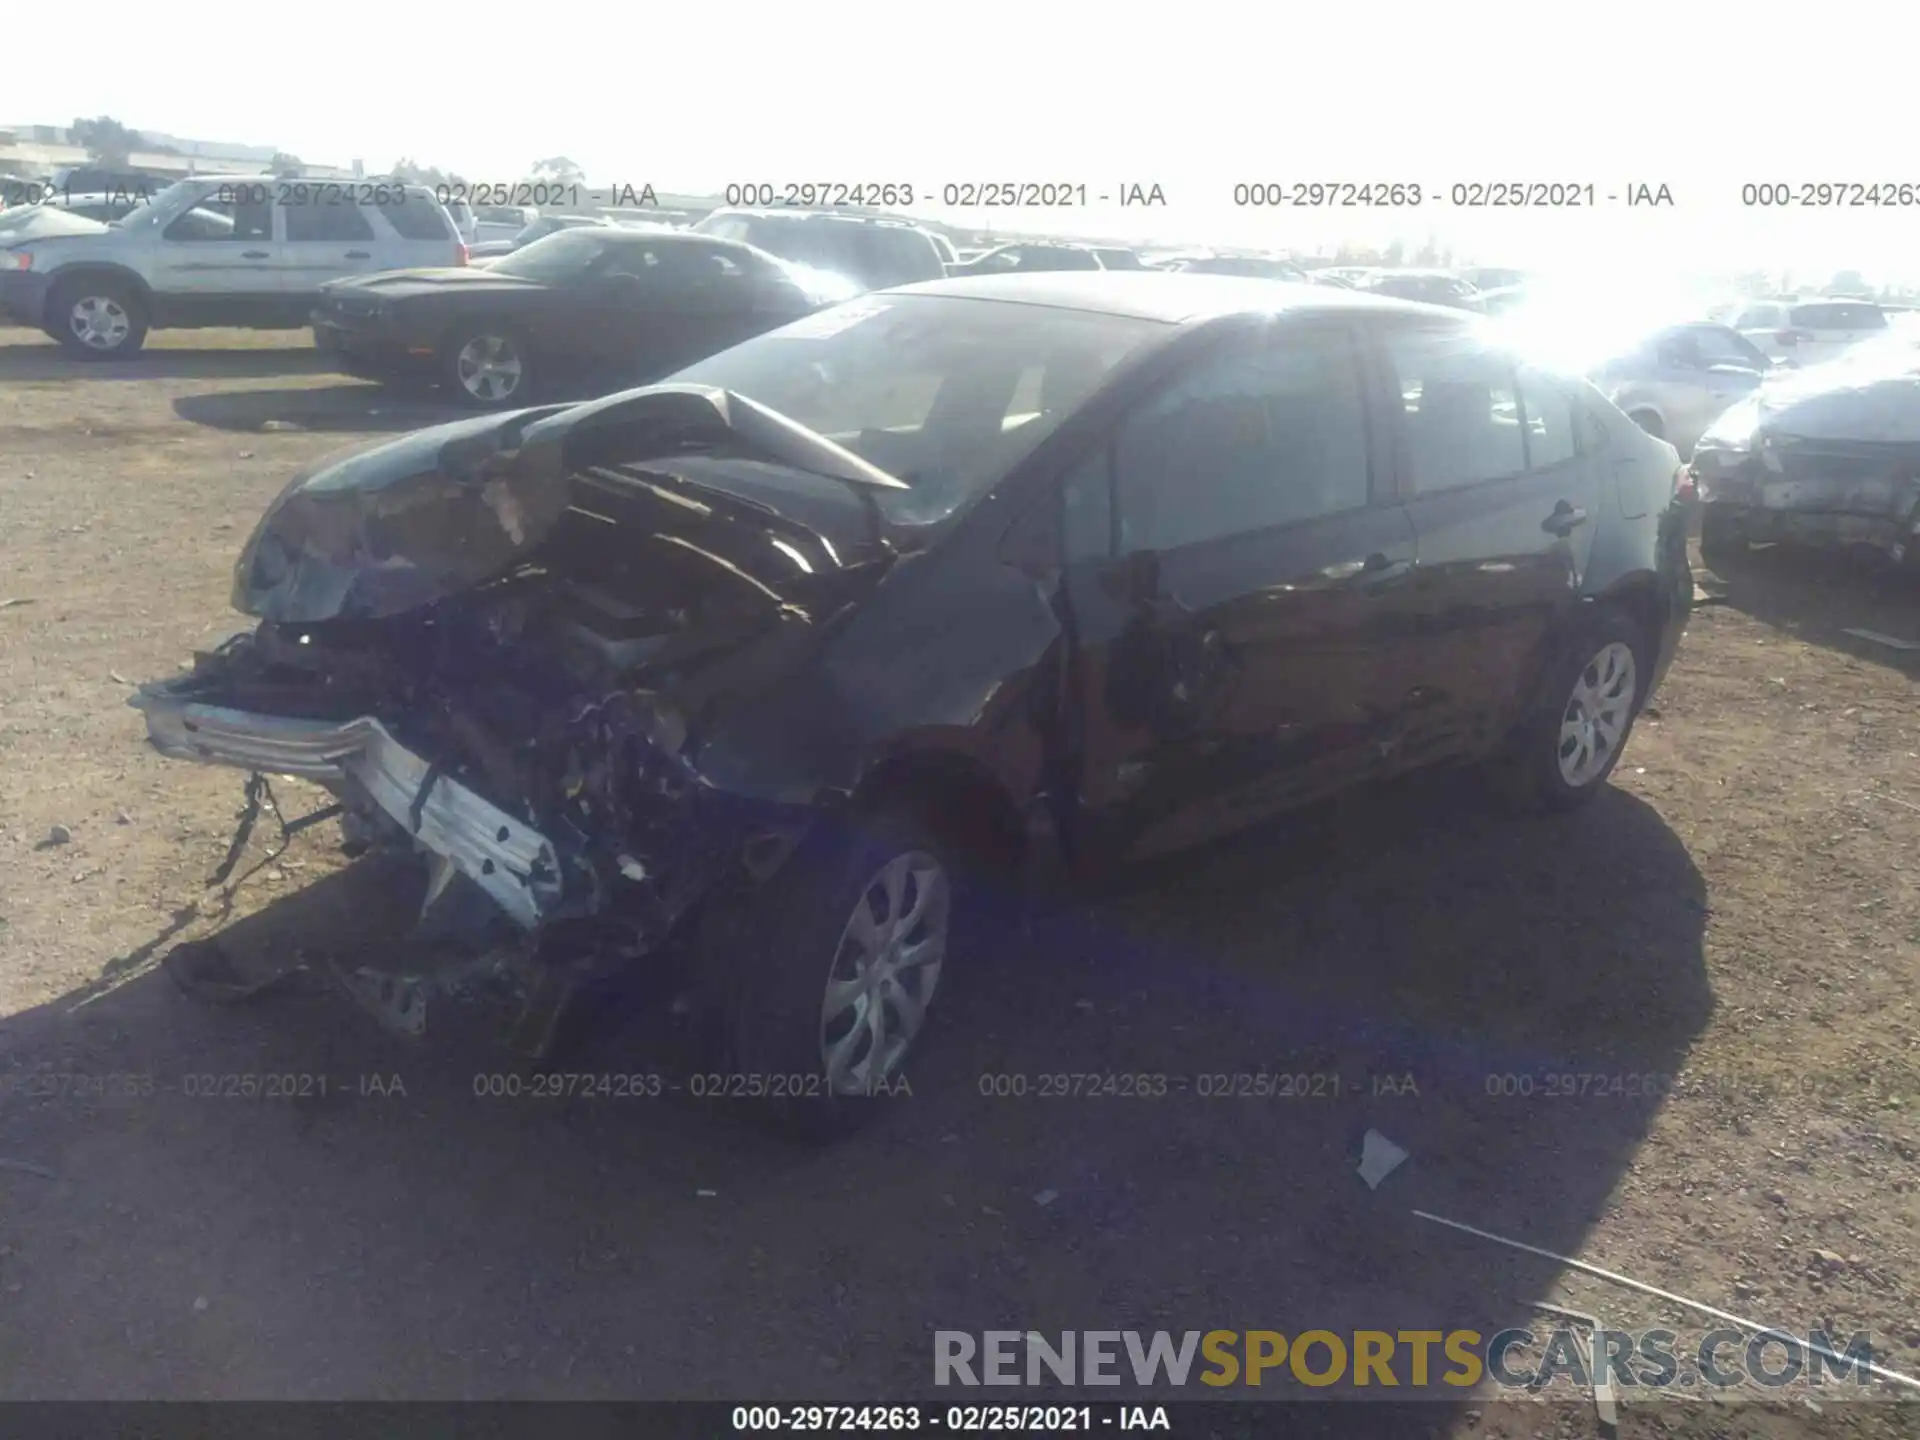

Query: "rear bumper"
(1646, 502), (1692, 705)
(129, 684), (564, 929)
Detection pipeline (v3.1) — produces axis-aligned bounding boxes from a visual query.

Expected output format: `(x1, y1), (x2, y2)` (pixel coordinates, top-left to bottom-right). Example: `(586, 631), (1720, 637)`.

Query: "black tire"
(440, 323), (534, 409)
(1699, 506), (1746, 568)
(1629, 409), (1665, 441)
(1500, 609), (1647, 813)
(48, 276), (149, 359)
(716, 808), (959, 1143)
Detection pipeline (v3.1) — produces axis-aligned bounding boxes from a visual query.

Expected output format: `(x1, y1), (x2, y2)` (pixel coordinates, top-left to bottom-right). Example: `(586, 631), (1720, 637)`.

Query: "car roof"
(889, 271), (1467, 324)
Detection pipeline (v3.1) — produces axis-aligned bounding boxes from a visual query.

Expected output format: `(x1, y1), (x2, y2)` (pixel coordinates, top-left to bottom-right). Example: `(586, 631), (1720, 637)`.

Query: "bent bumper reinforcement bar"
(130, 692), (564, 929)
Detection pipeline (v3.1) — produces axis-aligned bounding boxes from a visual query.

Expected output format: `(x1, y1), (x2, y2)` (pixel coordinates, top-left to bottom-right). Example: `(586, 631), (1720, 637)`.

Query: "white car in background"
(1728, 298), (1888, 366)
(443, 197), (478, 245)
(0, 175), (464, 357)
(472, 203), (534, 244)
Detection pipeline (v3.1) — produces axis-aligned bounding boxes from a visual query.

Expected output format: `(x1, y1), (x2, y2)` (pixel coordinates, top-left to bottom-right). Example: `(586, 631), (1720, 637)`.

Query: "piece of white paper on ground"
(1357, 1129), (1409, 1190)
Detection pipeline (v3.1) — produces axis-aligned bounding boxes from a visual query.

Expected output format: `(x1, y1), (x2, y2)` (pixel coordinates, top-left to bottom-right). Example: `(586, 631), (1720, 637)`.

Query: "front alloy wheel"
(1558, 641), (1637, 789)
(50, 279), (149, 358)
(819, 850), (950, 1095)
(70, 295), (131, 351)
(450, 332), (526, 406)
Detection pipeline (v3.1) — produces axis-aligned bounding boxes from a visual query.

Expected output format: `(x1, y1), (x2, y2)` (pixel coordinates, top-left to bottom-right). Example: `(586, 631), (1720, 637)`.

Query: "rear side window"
(1383, 328), (1527, 493)
(1790, 302), (1885, 330)
(1516, 369), (1580, 469)
(378, 195), (454, 242)
(1112, 326), (1373, 552)
(285, 198), (375, 242)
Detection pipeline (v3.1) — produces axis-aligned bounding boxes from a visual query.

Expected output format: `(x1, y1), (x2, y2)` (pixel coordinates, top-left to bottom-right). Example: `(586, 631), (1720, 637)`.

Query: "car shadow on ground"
(1699, 541), (1920, 676)
(172, 384), (467, 434)
(0, 342), (332, 383)
(0, 768), (1709, 1418)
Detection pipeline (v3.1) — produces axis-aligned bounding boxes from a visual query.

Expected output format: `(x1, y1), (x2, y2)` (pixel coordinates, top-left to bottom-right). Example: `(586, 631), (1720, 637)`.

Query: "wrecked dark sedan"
(312, 229), (830, 409)
(1690, 345), (1920, 568)
(132, 273), (1692, 1137)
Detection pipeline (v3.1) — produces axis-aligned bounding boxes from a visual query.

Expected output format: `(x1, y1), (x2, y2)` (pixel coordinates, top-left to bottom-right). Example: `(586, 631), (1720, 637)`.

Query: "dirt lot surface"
(2, 328), (1918, 1437)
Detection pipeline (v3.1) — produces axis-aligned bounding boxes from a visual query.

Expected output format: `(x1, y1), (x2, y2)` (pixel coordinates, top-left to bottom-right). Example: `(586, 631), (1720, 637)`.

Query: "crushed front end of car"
(131, 385), (907, 1053)
(1690, 359), (1920, 563)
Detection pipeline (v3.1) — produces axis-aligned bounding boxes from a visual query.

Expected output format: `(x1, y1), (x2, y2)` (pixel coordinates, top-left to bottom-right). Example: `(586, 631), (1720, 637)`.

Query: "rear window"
(1789, 302), (1885, 331)
(379, 194), (454, 242)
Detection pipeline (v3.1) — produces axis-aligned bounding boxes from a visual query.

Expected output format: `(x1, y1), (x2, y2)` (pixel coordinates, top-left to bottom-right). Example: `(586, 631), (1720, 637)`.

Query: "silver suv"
(0, 175), (463, 358)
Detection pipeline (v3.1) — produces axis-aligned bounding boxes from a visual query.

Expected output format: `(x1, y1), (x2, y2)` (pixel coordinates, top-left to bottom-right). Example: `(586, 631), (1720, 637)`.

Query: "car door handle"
(241, 250), (270, 259)
(1543, 502), (1589, 537)
(344, 250), (371, 259)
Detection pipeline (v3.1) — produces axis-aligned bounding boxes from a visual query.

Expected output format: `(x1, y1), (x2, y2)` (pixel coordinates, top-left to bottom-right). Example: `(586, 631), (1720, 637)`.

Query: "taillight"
(1775, 327), (1803, 346)
(456, 243), (470, 267)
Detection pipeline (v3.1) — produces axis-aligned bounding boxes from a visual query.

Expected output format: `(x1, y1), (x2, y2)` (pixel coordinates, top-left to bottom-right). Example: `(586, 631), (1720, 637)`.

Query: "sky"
(12, 0), (1920, 286)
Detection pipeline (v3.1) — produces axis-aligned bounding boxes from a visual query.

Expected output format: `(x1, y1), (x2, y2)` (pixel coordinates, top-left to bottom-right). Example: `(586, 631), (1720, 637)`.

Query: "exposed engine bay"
(132, 386), (909, 1049)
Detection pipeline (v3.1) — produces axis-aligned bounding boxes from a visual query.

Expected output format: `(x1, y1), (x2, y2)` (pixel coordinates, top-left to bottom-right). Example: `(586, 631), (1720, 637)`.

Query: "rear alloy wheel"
(1501, 611), (1646, 812)
(719, 810), (957, 1141)
(50, 278), (149, 359)
(443, 327), (531, 408)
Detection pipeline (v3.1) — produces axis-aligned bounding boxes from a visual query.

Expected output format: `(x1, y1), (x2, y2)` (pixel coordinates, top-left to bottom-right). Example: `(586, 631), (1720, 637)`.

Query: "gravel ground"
(1, 329), (1917, 1437)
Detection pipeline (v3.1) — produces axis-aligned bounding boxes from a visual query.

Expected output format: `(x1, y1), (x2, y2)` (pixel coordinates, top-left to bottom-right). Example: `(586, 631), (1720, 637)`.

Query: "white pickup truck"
(0, 174), (464, 357)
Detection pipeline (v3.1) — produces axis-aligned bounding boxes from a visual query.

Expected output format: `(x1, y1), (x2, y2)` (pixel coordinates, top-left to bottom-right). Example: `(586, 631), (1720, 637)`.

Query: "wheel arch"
(45, 261), (154, 321)
(1583, 572), (1669, 690)
(849, 748), (1027, 884)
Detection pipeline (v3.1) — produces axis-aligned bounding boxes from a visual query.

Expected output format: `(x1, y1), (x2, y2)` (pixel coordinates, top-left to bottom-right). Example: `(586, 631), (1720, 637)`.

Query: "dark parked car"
(467, 212), (613, 260)
(311, 228), (830, 408)
(693, 209), (947, 293)
(134, 273), (1691, 1137)
(946, 242), (1104, 276)
(1690, 349), (1920, 569)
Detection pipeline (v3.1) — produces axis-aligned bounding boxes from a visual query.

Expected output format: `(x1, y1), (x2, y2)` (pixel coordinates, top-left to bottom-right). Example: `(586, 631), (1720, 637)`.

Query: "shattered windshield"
(665, 294), (1169, 526)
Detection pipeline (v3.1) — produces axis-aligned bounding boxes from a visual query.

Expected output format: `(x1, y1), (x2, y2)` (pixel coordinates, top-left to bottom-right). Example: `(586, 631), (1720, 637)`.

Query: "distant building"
(0, 123), (355, 180)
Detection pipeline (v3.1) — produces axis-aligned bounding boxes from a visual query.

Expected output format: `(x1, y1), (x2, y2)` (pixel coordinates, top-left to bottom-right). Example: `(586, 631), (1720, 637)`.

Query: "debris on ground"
(1034, 1189), (1059, 1207)
(162, 938), (305, 1005)
(0, 1159), (58, 1180)
(1357, 1130), (1409, 1190)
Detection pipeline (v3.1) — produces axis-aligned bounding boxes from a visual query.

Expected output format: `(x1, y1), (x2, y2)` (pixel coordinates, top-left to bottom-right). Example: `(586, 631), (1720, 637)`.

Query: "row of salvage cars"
(133, 271), (1698, 1138)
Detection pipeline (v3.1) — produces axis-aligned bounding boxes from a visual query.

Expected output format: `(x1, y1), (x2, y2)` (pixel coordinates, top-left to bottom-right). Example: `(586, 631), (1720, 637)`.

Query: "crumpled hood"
(231, 384), (908, 624)
(1703, 351), (1920, 449)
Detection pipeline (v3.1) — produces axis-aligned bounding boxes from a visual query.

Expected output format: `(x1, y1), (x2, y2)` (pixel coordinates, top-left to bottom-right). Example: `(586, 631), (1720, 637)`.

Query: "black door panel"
(1058, 321), (1427, 871)
(1376, 328), (1604, 757)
